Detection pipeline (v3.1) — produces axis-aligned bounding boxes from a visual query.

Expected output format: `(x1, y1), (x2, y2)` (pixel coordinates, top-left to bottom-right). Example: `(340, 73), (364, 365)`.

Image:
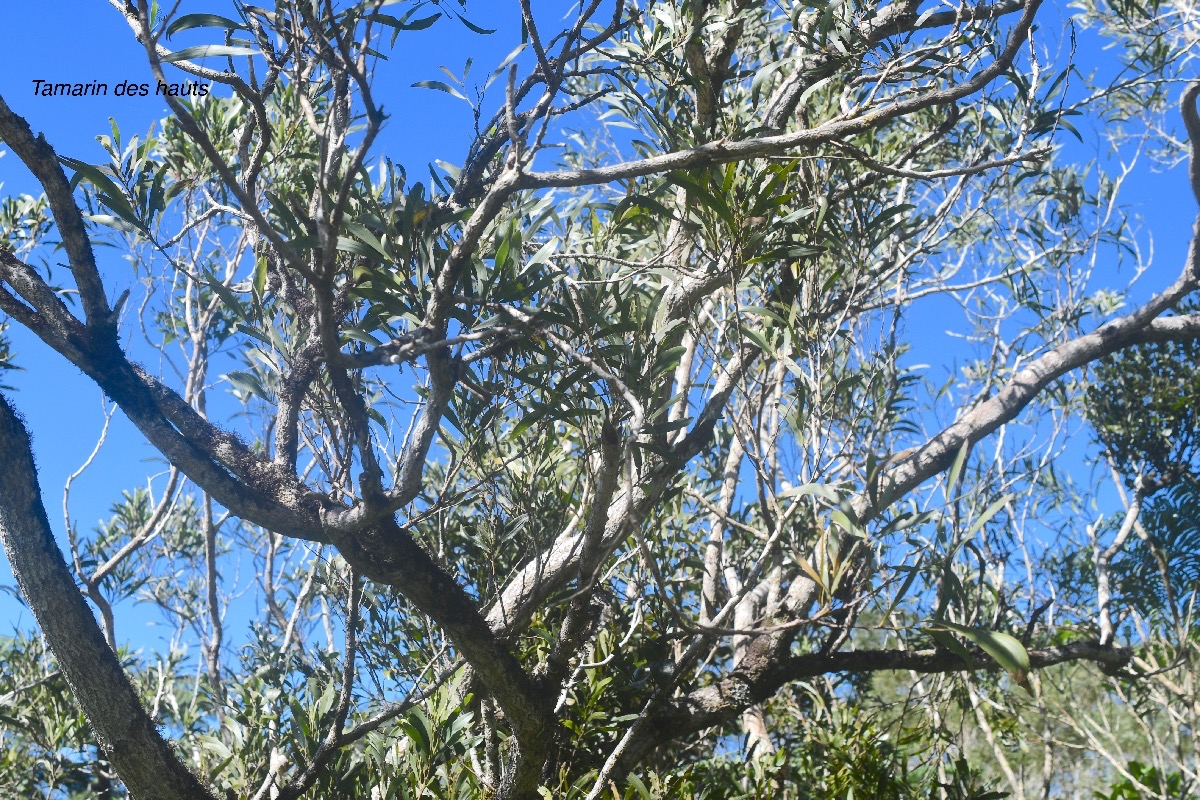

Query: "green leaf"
(252, 255), (268, 298)
(84, 213), (142, 235)
(829, 508), (860, 538)
(59, 156), (131, 210)
(511, 405), (550, 439)
(344, 221), (391, 260)
(799, 73), (835, 108)
(945, 441), (969, 499)
(745, 242), (823, 266)
(613, 193), (674, 226)
(869, 203), (916, 229)
(526, 239), (556, 268)
(162, 44), (259, 62)
(199, 736), (232, 761)
(337, 236), (381, 259)
(668, 172), (736, 230)
(965, 494), (1012, 539)
(650, 345), (686, 378)
(881, 562), (922, 624)
(487, 44), (528, 89)
(342, 328), (383, 347)
(928, 629), (975, 668)
(164, 13), (248, 39)
(225, 370), (267, 400)
(370, 11), (442, 34)
(401, 710), (434, 754)
(412, 79), (469, 103)
(401, 12), (442, 30)
(203, 268), (252, 324)
(930, 620), (1033, 693)
(625, 773), (651, 799)
(449, 8), (496, 35)
(494, 227), (516, 269)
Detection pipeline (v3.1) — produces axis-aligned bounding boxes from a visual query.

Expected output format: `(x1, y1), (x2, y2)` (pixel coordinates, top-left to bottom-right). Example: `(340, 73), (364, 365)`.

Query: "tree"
(1, 0), (1198, 797)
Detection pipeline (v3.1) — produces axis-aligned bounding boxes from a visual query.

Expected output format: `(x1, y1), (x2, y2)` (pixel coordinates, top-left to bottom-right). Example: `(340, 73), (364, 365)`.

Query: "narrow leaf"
(931, 620), (1033, 694)
(165, 13), (248, 38)
(162, 44), (259, 62)
(412, 79), (469, 102)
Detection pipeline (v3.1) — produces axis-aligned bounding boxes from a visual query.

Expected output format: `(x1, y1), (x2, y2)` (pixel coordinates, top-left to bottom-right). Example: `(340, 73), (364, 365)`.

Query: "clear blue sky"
(1, 2), (1197, 642)
(0, 0), (522, 633)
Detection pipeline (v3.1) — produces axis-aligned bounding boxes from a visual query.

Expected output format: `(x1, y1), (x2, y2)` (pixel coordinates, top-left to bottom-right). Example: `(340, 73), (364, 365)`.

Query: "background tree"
(1, 0), (1199, 798)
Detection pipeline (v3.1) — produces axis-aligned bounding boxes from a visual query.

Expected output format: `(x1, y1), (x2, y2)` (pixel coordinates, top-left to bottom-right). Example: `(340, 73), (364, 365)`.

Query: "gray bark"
(0, 393), (215, 800)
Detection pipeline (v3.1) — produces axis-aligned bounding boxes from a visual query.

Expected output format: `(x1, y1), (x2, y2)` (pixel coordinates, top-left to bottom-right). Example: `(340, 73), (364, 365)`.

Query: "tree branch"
(0, 393), (215, 800)
(519, 0), (1042, 190)
(626, 639), (1131, 771)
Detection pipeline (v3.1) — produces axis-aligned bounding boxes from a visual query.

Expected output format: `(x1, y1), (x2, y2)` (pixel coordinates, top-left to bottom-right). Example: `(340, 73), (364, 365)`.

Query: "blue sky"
(1, 1), (1198, 647)
(0, 0), (523, 634)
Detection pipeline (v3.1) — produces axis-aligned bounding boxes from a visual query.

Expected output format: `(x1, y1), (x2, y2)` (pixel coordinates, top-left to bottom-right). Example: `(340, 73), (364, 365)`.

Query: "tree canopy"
(1, 1), (1199, 798)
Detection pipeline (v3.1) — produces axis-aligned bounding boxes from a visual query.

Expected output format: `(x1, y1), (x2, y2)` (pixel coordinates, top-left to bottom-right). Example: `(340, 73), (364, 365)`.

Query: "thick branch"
(519, 0), (1041, 190)
(0, 96), (111, 326)
(765, 0), (1028, 126)
(322, 515), (553, 790)
(864, 272), (1200, 523)
(0, 394), (215, 800)
(0, 102), (326, 540)
(631, 639), (1131, 766)
(1181, 81), (1200, 206)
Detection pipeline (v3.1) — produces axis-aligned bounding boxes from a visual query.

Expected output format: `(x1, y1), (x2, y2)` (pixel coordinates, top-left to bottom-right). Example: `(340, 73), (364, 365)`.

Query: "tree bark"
(0, 393), (215, 800)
